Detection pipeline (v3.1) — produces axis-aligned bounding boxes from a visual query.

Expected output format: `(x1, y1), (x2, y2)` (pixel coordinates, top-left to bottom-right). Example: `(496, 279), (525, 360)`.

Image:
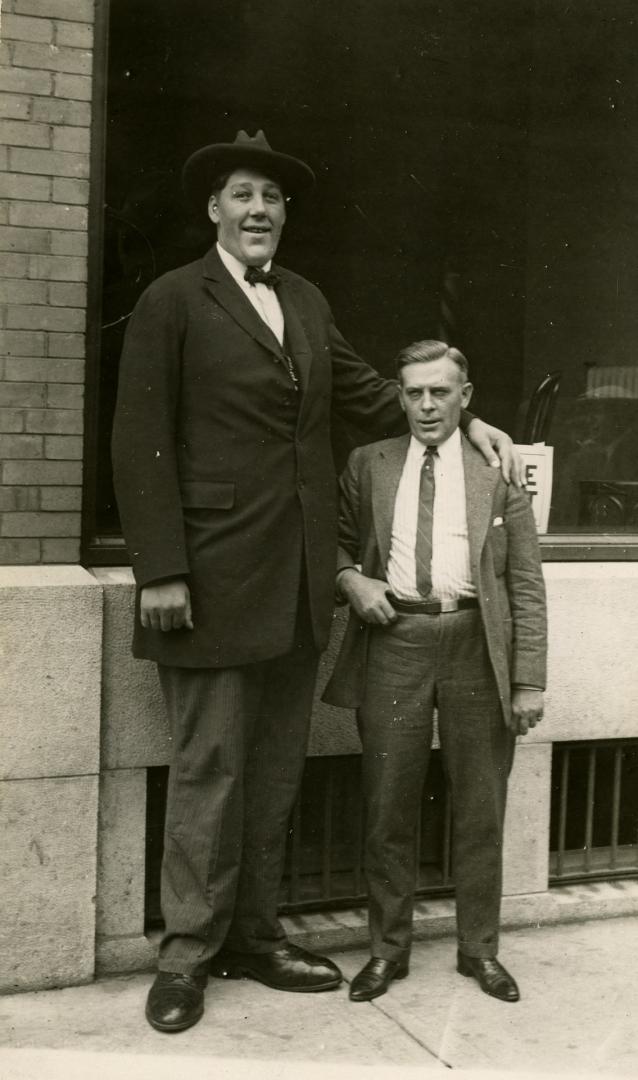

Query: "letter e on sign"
(525, 462), (539, 502)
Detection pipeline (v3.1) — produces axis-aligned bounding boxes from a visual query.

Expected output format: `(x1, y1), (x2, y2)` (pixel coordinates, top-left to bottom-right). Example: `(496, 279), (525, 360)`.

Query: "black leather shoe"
(456, 951), (520, 1002)
(349, 957), (410, 1002)
(210, 942), (342, 992)
(145, 971), (207, 1033)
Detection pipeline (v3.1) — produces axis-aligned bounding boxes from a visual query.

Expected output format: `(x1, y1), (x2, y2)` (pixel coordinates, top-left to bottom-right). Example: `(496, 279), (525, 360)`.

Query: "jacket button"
(297, 478), (305, 490)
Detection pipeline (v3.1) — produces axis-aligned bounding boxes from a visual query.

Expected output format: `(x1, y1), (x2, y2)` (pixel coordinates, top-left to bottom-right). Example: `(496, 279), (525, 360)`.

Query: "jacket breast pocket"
(490, 522), (507, 577)
(180, 481), (235, 509)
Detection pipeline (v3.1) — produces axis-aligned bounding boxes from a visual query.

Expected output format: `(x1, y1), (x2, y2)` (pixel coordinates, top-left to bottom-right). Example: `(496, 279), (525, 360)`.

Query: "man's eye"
(265, 192), (283, 203)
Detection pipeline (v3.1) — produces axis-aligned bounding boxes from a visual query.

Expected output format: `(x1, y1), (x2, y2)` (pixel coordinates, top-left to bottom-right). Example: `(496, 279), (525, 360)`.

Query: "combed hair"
(395, 340), (469, 381)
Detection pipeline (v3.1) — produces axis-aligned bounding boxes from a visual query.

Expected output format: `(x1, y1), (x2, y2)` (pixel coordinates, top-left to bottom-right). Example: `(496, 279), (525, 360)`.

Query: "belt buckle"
(439, 599), (458, 613)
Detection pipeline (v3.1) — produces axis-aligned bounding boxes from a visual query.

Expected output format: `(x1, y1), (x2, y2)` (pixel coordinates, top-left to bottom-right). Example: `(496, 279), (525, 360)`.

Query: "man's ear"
(461, 381), (474, 408)
(208, 196), (219, 225)
(397, 380), (406, 413)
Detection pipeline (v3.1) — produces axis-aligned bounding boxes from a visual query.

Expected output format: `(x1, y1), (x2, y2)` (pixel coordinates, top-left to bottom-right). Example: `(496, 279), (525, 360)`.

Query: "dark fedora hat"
(182, 129), (315, 207)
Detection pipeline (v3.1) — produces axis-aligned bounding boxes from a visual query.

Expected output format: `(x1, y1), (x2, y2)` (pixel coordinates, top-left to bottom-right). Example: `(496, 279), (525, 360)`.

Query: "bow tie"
(244, 266), (280, 289)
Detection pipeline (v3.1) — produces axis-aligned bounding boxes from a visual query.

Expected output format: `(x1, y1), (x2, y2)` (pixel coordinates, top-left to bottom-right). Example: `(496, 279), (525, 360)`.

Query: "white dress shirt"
(216, 242), (285, 346)
(386, 428), (476, 601)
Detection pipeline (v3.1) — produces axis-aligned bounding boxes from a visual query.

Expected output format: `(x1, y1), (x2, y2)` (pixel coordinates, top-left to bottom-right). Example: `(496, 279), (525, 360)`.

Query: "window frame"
(80, 0), (638, 568)
(82, 0), (111, 566)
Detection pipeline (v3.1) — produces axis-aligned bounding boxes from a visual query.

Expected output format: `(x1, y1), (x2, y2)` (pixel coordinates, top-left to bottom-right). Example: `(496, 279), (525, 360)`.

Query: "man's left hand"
(467, 418), (525, 487)
(509, 688), (544, 736)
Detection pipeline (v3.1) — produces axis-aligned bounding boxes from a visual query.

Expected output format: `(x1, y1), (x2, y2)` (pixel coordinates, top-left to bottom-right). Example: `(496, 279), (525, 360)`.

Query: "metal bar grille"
(550, 739), (638, 885)
(442, 787), (453, 886)
(352, 789), (364, 897)
(145, 739), (638, 930)
(584, 747), (596, 874)
(279, 752), (454, 915)
(321, 767), (334, 901)
(287, 798), (302, 904)
(610, 746), (622, 871)
(556, 748), (570, 879)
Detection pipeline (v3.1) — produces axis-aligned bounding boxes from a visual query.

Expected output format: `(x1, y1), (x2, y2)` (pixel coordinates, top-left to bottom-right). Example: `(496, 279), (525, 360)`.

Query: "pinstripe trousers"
(156, 597), (319, 975)
(358, 608), (515, 963)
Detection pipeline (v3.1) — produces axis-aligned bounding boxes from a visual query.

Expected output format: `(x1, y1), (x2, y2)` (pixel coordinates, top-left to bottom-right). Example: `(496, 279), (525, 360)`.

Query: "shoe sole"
(145, 1003), (204, 1033)
(456, 957), (519, 1002)
(349, 967), (409, 1003)
(210, 962), (341, 993)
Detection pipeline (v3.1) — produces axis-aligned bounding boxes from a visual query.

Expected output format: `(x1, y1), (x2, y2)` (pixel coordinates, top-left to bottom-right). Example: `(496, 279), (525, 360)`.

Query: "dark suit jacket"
(323, 433), (547, 723)
(111, 246), (405, 667)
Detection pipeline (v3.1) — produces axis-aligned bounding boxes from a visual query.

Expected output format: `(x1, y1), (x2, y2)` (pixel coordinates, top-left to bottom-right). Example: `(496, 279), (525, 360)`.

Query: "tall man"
(112, 132), (520, 1033)
(324, 340), (547, 1004)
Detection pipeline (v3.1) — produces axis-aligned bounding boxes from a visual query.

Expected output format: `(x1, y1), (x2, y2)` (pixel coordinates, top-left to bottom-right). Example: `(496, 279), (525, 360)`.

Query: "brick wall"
(0, 0), (95, 564)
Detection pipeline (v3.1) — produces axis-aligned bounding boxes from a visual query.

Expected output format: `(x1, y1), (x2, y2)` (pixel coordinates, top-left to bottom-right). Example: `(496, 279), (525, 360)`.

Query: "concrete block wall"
(0, 565), (102, 992)
(2, 561), (638, 990)
(91, 563), (638, 977)
(0, 0), (95, 564)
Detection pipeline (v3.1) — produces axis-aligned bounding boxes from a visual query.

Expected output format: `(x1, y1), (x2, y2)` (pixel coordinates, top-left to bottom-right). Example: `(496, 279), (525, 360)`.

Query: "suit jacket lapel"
(201, 246), (285, 361)
(371, 435), (411, 570)
(275, 271), (313, 395)
(462, 435), (499, 576)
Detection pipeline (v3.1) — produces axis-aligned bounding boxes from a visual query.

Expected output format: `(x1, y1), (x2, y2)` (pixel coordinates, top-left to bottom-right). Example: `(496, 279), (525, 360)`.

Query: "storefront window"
(83, 0), (638, 561)
(547, 372), (638, 532)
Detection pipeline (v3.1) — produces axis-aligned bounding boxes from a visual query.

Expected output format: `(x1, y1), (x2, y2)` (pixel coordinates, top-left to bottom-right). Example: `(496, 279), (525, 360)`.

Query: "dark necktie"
(244, 266), (280, 289)
(415, 446), (438, 597)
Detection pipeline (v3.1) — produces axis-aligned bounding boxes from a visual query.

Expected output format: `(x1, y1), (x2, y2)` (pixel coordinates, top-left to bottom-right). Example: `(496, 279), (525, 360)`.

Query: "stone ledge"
(96, 934), (156, 977)
(95, 879), (638, 975)
(0, 564), (99, 588)
(284, 879), (638, 955)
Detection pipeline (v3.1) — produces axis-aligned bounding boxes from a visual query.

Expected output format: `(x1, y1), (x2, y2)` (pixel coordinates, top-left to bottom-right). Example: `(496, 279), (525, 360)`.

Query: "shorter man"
(324, 341), (547, 1004)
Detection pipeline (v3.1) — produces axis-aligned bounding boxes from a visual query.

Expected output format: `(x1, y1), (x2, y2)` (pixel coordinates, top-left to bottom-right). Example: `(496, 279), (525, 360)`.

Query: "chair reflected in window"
(545, 369), (638, 530)
(523, 371), (562, 445)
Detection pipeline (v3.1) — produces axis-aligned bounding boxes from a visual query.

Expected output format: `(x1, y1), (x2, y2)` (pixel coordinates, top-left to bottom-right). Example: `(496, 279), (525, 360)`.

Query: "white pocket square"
(492, 516), (504, 526)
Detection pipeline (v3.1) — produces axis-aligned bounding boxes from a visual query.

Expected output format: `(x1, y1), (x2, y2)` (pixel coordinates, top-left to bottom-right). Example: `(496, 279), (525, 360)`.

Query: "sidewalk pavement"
(0, 915), (636, 1080)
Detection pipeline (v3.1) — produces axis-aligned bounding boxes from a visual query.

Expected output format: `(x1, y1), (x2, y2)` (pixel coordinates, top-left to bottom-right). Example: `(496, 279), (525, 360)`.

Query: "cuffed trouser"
(358, 608), (515, 964)
(156, 607), (319, 975)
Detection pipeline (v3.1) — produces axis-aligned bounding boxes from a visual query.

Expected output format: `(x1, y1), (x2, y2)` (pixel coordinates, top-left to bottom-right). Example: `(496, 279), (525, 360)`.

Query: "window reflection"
(543, 368), (638, 531)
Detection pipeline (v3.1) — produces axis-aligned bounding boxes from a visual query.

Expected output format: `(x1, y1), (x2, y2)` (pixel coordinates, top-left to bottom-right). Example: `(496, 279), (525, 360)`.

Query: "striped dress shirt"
(385, 428), (476, 601)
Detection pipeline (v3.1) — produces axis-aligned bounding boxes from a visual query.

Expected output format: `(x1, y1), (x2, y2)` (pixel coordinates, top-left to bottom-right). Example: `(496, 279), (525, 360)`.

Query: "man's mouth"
(243, 226), (271, 234)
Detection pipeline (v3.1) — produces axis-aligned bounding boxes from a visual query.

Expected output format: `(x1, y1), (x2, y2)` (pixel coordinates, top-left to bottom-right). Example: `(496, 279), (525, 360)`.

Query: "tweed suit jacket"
(323, 433), (547, 722)
(111, 245), (406, 668)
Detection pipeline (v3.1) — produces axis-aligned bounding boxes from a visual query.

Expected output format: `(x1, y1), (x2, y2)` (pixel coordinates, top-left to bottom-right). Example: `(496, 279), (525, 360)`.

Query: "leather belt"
(389, 596), (479, 615)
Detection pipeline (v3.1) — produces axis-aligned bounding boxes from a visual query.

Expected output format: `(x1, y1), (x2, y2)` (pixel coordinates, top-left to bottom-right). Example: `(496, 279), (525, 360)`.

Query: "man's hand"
(140, 579), (194, 632)
(467, 418), (525, 487)
(508, 688), (544, 736)
(338, 569), (397, 626)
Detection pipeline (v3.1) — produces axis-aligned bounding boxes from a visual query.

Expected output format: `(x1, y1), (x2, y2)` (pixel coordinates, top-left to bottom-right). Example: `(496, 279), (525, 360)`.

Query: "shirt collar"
(216, 242), (272, 285)
(408, 425), (462, 463)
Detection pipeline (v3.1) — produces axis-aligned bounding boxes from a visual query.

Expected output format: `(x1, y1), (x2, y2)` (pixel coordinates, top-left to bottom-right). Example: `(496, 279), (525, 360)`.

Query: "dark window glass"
(85, 0), (638, 559)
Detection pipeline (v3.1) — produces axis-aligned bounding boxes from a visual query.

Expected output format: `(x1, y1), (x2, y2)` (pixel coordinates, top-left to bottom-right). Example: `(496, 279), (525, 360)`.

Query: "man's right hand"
(338, 569), (397, 626)
(140, 579), (194, 631)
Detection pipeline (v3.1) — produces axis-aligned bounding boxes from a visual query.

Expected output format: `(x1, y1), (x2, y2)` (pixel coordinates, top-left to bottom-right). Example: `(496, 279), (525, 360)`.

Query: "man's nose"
(249, 195), (267, 215)
(420, 392), (434, 411)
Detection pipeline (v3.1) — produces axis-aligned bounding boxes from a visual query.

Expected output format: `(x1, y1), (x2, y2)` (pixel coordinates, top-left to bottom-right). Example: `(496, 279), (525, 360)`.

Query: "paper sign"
(514, 443), (554, 532)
